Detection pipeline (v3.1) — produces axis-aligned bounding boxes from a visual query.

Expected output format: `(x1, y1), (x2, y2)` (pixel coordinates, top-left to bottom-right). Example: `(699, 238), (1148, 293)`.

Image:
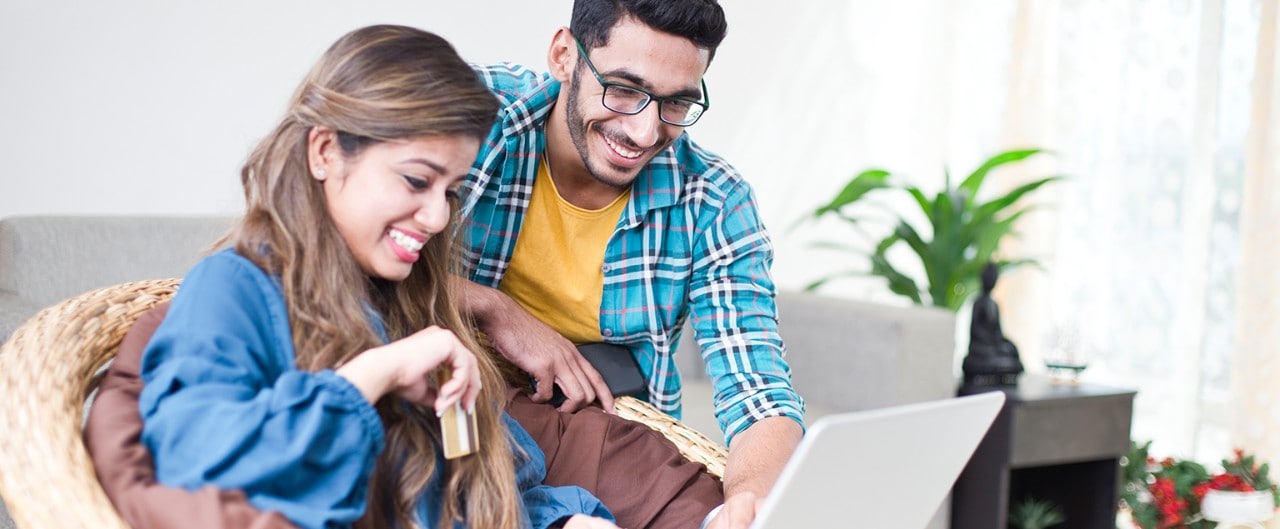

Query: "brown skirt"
(85, 302), (723, 529)
(506, 390), (723, 528)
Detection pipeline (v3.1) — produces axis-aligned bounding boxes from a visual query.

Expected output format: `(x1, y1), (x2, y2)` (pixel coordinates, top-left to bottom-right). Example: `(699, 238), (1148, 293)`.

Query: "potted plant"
(1010, 497), (1066, 529)
(800, 148), (1061, 311)
(1120, 440), (1279, 528)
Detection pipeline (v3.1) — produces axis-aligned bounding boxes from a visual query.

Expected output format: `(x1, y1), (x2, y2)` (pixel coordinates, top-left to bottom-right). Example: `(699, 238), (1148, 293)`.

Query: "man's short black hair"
(570, 0), (728, 62)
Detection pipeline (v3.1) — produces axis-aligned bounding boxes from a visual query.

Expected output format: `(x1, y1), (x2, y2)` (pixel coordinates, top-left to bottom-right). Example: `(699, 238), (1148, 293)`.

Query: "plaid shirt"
(460, 63), (804, 441)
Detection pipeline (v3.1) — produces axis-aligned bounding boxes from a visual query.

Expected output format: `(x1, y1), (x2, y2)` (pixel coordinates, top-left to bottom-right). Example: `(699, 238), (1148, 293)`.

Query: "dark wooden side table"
(950, 374), (1136, 529)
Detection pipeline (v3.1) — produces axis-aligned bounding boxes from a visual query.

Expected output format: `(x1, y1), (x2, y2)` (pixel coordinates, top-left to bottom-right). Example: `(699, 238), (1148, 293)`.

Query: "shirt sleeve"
(689, 183), (806, 443)
(138, 253), (385, 529)
(504, 415), (613, 529)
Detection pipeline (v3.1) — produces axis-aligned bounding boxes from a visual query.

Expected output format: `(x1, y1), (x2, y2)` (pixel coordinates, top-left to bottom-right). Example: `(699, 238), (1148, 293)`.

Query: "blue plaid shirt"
(460, 63), (804, 441)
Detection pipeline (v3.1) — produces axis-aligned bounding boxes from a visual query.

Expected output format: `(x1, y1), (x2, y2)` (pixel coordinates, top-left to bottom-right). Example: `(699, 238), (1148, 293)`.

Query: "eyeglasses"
(574, 38), (710, 127)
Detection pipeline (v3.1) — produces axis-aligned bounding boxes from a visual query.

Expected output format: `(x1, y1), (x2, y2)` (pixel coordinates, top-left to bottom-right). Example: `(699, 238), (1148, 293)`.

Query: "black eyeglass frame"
(573, 38), (710, 127)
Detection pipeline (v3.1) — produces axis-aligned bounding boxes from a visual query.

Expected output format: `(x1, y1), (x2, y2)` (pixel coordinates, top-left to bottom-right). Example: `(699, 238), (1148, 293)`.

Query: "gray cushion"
(676, 290), (957, 425)
(0, 215), (235, 343)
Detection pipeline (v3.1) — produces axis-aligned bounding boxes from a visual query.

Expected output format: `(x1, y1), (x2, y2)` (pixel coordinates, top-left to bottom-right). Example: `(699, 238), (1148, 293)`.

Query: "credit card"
(437, 369), (478, 459)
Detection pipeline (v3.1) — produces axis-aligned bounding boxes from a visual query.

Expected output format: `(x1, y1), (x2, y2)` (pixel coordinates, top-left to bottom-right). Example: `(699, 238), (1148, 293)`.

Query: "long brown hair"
(221, 25), (517, 529)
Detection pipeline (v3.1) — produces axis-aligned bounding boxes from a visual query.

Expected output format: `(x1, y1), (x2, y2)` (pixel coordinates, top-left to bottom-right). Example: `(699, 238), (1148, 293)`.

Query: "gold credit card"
(437, 369), (478, 459)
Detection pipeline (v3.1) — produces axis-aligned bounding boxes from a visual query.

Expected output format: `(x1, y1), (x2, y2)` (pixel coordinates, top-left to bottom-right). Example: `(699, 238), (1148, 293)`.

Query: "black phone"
(546, 342), (647, 407)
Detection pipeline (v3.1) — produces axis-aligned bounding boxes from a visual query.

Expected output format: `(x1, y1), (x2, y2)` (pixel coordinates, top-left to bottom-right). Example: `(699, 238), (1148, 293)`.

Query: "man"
(456, 2), (805, 527)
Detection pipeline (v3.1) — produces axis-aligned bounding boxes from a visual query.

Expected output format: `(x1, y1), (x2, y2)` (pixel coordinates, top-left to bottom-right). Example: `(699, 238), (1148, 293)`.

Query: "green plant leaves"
(869, 234), (923, 305)
(1009, 497), (1066, 529)
(812, 168), (892, 217)
(959, 148), (1047, 200)
(799, 148), (1059, 311)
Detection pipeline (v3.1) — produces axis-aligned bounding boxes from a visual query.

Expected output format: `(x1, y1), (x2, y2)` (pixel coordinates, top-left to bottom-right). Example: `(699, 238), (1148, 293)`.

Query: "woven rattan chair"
(0, 279), (727, 528)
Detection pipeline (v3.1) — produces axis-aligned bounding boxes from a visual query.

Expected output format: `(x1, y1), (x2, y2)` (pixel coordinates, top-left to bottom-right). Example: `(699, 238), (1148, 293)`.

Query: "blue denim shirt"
(139, 250), (612, 529)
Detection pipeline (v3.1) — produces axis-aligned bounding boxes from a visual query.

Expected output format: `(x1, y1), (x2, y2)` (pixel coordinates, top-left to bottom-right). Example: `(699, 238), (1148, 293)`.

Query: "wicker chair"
(0, 280), (727, 528)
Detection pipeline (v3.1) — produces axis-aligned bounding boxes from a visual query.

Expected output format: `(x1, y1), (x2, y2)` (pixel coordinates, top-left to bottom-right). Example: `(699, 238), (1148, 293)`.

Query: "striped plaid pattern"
(460, 64), (804, 442)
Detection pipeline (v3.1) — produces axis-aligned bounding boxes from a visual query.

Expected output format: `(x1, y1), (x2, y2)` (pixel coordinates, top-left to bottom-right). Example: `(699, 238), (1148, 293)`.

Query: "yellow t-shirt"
(498, 161), (629, 344)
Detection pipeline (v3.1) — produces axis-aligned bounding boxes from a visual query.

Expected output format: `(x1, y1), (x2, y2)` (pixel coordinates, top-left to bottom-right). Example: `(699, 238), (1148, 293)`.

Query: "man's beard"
(563, 69), (637, 190)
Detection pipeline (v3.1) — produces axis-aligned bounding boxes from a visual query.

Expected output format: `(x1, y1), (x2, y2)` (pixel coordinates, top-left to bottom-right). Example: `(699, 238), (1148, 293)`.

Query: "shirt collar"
(624, 145), (683, 224)
(500, 73), (561, 138)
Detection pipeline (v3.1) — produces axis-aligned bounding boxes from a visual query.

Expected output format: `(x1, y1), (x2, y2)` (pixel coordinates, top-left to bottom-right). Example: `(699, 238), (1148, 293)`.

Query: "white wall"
(0, 1), (568, 218)
(0, 0), (1013, 296)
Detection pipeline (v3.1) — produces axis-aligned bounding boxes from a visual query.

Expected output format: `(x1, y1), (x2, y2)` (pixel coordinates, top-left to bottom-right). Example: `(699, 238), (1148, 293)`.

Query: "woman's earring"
(315, 168), (326, 179)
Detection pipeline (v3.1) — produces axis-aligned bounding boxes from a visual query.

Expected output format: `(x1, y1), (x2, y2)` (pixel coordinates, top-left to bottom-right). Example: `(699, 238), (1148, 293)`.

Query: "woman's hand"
(561, 514), (622, 529)
(337, 326), (481, 415)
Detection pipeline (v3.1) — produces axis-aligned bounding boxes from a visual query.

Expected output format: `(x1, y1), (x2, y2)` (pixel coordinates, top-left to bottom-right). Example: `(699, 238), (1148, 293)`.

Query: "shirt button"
(601, 264), (611, 273)
(602, 329), (613, 337)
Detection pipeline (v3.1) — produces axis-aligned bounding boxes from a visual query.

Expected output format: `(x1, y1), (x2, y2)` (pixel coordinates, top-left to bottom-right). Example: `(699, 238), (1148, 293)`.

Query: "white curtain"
(1236, 0), (1280, 495)
(726, 0), (1274, 471)
(996, 0), (1278, 469)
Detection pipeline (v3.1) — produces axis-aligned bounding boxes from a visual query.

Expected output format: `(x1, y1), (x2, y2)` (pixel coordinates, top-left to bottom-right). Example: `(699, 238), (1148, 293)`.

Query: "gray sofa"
(676, 292), (957, 437)
(0, 216), (236, 342)
(0, 215), (236, 529)
(0, 215), (960, 529)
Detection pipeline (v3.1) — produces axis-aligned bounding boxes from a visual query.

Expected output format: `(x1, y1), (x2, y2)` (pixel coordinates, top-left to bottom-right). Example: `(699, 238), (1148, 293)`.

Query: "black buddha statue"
(962, 262), (1023, 386)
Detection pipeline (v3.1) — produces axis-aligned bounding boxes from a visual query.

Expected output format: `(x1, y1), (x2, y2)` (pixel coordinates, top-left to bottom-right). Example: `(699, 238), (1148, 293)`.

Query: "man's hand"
(485, 299), (614, 412)
(703, 492), (763, 529)
(454, 276), (614, 412)
(561, 514), (622, 529)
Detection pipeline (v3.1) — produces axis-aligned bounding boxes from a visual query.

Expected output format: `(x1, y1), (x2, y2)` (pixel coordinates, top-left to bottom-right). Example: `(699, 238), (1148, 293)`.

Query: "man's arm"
(685, 178), (807, 529)
(706, 417), (804, 529)
(452, 275), (614, 412)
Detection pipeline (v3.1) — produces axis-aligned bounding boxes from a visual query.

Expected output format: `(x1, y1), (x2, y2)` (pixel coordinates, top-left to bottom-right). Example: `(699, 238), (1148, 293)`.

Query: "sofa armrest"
(0, 292), (42, 345)
(775, 292), (956, 412)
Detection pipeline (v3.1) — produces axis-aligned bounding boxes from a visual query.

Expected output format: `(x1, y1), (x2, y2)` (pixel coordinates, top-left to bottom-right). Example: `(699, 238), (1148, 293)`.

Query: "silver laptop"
(750, 391), (1006, 529)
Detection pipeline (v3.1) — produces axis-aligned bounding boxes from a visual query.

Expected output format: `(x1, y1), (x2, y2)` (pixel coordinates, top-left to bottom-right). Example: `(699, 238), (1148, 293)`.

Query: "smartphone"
(547, 342), (648, 407)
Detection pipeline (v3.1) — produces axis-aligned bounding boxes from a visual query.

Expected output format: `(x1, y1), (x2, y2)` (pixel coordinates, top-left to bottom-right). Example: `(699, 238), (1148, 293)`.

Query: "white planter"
(1200, 489), (1276, 524)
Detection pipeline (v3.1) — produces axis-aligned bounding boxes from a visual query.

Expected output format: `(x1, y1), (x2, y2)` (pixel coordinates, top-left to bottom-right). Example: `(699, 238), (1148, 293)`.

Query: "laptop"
(750, 391), (1006, 529)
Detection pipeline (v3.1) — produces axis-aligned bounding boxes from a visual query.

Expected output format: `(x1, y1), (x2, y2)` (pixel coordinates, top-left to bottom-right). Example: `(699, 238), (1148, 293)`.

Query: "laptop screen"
(750, 391), (1005, 529)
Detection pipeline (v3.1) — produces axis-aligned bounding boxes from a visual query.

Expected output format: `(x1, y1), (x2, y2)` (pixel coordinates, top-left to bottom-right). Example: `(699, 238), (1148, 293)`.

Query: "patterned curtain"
(732, 0), (1276, 471)
(997, 0), (1276, 468)
(1235, 0), (1280, 507)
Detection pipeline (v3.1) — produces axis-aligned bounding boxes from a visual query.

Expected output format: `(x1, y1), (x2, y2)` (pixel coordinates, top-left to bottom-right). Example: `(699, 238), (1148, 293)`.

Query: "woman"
(129, 24), (617, 529)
